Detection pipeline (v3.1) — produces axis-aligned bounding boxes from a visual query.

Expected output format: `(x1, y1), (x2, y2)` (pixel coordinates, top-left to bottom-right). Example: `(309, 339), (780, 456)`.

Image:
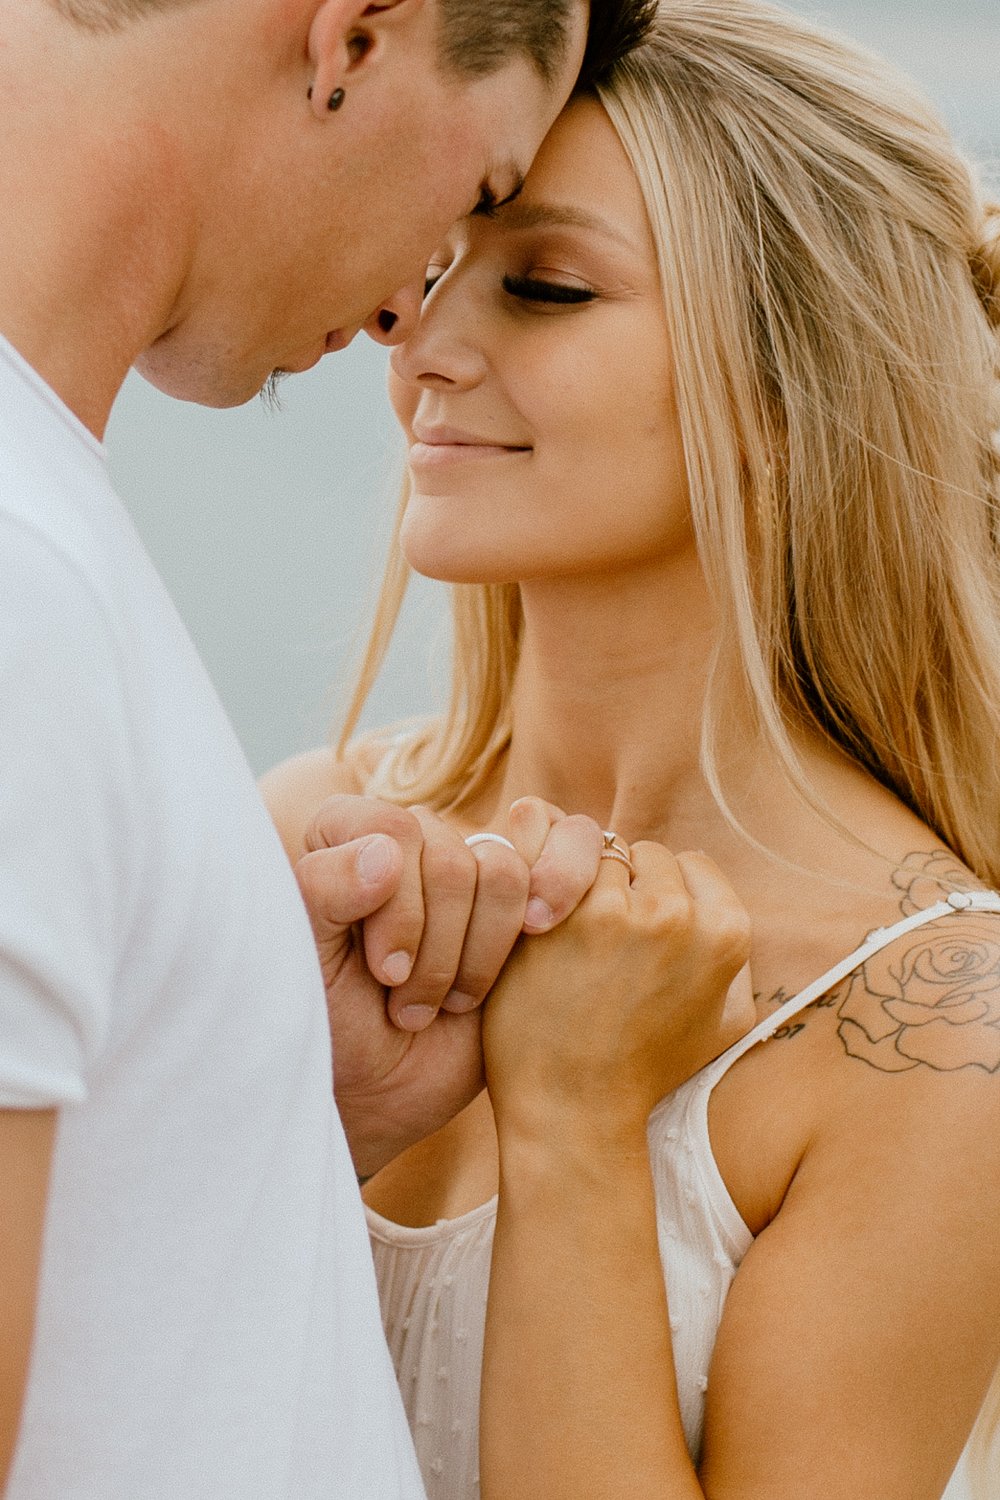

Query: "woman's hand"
(293, 792), (605, 1176)
(483, 841), (754, 1149)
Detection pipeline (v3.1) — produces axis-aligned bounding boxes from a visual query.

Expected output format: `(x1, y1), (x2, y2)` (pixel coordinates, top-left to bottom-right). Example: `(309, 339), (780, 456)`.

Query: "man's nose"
(363, 277), (425, 346)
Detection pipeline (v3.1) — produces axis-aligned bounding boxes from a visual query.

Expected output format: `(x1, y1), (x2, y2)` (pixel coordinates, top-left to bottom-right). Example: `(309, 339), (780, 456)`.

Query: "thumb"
(294, 834), (404, 948)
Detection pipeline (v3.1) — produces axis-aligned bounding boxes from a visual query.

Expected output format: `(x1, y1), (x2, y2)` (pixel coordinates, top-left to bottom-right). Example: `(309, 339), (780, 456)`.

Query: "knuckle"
(424, 840), (477, 894)
(475, 850), (530, 904)
(721, 908), (753, 961)
(412, 965), (457, 995)
(558, 812), (603, 842)
(584, 887), (630, 931)
(655, 891), (696, 934)
(701, 906), (752, 971)
(374, 804), (422, 844)
(307, 796), (417, 852)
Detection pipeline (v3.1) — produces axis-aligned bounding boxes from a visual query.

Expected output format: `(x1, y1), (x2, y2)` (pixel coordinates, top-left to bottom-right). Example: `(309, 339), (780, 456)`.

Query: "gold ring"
(600, 830), (634, 876)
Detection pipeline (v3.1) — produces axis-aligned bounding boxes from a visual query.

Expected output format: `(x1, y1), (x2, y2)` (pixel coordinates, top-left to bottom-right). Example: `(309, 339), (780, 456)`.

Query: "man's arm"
(0, 1108), (56, 1491)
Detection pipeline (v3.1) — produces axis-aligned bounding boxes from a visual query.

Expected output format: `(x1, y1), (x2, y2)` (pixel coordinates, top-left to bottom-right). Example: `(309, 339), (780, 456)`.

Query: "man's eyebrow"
(472, 171), (527, 218)
(491, 200), (638, 250)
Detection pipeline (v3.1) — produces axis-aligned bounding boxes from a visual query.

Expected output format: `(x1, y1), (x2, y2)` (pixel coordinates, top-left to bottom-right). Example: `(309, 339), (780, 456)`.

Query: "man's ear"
(307, 0), (424, 117)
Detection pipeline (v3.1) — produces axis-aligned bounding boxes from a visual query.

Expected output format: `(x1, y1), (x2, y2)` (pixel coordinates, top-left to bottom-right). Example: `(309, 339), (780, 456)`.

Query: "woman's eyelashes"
(422, 268), (597, 305)
(501, 274), (597, 305)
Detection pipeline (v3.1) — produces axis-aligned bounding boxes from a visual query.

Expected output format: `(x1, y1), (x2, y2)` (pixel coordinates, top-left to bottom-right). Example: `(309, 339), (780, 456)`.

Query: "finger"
(626, 838), (688, 892)
(294, 834), (405, 940)
(627, 844), (750, 977)
(382, 806), (478, 1030)
(304, 794), (427, 988)
(506, 796), (566, 866)
(722, 961), (758, 1039)
(524, 814), (605, 932)
(674, 849), (753, 974)
(443, 838), (531, 1012)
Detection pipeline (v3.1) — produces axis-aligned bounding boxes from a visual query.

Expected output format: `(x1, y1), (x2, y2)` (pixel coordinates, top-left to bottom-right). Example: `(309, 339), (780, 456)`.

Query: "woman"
(263, 2), (1000, 1495)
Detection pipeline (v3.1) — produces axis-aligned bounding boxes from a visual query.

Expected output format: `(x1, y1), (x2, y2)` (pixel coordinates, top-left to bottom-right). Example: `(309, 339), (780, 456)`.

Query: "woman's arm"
(481, 841), (750, 1499)
(481, 858), (1000, 1500)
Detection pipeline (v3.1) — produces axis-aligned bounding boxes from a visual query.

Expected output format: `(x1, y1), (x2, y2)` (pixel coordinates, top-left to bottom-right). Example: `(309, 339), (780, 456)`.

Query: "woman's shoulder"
(713, 856), (1000, 1233)
(258, 726), (416, 864)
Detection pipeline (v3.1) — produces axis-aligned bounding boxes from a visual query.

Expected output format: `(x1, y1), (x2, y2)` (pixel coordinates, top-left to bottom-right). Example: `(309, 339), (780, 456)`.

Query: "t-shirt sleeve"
(0, 518), (136, 1108)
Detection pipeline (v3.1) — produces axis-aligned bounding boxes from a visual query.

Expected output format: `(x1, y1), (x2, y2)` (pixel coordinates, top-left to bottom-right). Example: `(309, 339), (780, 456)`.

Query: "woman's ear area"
(307, 0), (424, 117)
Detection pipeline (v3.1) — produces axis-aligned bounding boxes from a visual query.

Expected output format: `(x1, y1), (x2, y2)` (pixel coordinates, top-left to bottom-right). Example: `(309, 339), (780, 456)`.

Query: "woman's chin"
(400, 531), (522, 587)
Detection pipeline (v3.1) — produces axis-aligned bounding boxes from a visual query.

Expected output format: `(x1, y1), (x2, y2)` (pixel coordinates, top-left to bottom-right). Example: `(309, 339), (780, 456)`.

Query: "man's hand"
(293, 795), (604, 1177)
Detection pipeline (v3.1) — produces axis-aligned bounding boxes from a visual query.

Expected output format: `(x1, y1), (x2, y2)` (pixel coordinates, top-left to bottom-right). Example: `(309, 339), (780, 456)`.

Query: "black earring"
(307, 85), (345, 111)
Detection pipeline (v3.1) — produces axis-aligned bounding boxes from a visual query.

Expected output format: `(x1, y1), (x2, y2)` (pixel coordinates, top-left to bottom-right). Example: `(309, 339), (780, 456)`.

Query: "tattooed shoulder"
(828, 909), (1000, 1074)
(891, 847), (985, 917)
(772, 849), (1000, 1075)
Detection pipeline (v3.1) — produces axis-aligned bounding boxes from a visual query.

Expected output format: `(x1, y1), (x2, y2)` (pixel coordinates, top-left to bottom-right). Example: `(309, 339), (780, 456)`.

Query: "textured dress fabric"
(368, 892), (1000, 1499)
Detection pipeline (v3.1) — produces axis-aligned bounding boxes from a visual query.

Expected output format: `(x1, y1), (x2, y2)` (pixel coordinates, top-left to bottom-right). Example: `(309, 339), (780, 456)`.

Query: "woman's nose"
(388, 286), (488, 392)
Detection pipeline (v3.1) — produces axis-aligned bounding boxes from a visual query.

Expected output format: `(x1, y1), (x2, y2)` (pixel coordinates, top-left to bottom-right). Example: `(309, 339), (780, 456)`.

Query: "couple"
(2, 5), (998, 1500)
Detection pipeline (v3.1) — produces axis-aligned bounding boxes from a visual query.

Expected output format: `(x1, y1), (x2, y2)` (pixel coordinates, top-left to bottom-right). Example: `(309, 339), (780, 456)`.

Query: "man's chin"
(132, 345), (276, 411)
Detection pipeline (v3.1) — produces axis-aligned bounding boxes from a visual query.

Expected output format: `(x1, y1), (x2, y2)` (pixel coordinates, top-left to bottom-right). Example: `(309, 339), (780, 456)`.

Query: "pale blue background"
(107, 0), (1000, 777)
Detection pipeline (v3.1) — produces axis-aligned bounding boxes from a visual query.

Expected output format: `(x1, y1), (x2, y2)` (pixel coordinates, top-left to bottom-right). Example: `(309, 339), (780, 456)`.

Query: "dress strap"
(710, 889), (1000, 1078)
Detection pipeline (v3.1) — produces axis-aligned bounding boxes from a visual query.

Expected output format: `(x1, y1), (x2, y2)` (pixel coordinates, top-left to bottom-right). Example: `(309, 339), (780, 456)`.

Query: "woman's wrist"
(495, 1108), (653, 1191)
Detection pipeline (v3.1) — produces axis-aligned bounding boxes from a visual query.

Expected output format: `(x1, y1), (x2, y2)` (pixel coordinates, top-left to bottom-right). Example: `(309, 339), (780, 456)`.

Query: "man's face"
(136, 0), (589, 408)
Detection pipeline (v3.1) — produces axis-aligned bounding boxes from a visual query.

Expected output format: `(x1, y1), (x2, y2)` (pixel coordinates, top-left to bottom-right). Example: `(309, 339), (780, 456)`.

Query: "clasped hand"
(294, 794), (753, 1177)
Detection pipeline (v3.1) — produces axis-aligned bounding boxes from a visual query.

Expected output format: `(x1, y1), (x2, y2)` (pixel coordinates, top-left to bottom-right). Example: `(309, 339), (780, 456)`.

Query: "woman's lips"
(409, 427), (531, 466)
(409, 440), (530, 466)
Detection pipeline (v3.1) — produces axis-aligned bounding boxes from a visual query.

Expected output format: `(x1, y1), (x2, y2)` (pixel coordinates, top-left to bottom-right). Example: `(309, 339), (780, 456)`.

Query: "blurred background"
(106, 0), (1000, 777)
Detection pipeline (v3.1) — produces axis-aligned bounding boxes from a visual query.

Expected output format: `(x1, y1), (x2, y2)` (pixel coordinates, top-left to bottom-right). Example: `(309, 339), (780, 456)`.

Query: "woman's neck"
(488, 553), (733, 844)
(469, 556), (935, 930)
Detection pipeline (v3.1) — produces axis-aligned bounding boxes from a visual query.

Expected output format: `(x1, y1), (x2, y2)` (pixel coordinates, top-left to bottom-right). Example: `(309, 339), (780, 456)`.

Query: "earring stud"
(307, 86), (346, 111)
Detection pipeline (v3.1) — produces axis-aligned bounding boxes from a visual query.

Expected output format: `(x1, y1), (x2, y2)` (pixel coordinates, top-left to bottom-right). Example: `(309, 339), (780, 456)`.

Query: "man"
(0, 0), (653, 1493)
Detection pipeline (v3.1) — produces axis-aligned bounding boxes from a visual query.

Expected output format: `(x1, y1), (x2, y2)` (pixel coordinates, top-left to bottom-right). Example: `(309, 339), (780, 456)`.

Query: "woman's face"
(388, 96), (694, 586)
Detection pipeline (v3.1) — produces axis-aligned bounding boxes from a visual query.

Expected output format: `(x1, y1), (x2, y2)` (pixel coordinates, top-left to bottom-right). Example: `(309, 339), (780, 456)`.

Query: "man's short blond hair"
(53, 0), (654, 89)
(54, 0), (201, 29)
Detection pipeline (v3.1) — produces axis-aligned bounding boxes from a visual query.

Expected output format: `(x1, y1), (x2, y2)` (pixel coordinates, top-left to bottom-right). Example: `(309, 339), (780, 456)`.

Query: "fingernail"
(382, 950), (414, 985)
(396, 1004), (436, 1032)
(442, 990), (479, 1014)
(523, 897), (554, 932)
(357, 834), (393, 884)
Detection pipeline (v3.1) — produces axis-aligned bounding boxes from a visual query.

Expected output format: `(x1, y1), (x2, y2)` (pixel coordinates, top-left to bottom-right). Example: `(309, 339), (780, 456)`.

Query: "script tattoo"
(829, 851), (1000, 1073)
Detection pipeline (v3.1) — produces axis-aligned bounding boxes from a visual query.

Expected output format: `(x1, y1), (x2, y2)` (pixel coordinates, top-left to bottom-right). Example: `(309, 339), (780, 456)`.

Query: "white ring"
(464, 832), (517, 853)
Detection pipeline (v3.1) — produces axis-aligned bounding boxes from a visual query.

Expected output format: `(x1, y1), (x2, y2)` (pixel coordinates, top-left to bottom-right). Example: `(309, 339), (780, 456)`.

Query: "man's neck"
(0, 8), (194, 436)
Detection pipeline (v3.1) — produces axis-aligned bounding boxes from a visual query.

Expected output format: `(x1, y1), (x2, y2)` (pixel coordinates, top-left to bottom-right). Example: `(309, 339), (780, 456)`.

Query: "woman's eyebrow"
(495, 200), (639, 251)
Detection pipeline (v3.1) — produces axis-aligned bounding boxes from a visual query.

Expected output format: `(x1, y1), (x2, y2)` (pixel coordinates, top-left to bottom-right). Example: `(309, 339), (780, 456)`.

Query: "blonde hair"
(341, 2), (1000, 1477)
(344, 0), (1000, 862)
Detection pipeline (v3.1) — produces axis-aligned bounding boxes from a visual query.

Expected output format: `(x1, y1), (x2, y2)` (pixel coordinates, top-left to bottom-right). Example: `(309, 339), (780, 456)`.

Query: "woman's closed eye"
(502, 274), (597, 306)
(421, 265), (599, 304)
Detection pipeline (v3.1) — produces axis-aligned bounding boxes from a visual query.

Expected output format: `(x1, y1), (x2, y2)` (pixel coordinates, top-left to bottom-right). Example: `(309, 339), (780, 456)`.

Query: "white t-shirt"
(0, 336), (426, 1500)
